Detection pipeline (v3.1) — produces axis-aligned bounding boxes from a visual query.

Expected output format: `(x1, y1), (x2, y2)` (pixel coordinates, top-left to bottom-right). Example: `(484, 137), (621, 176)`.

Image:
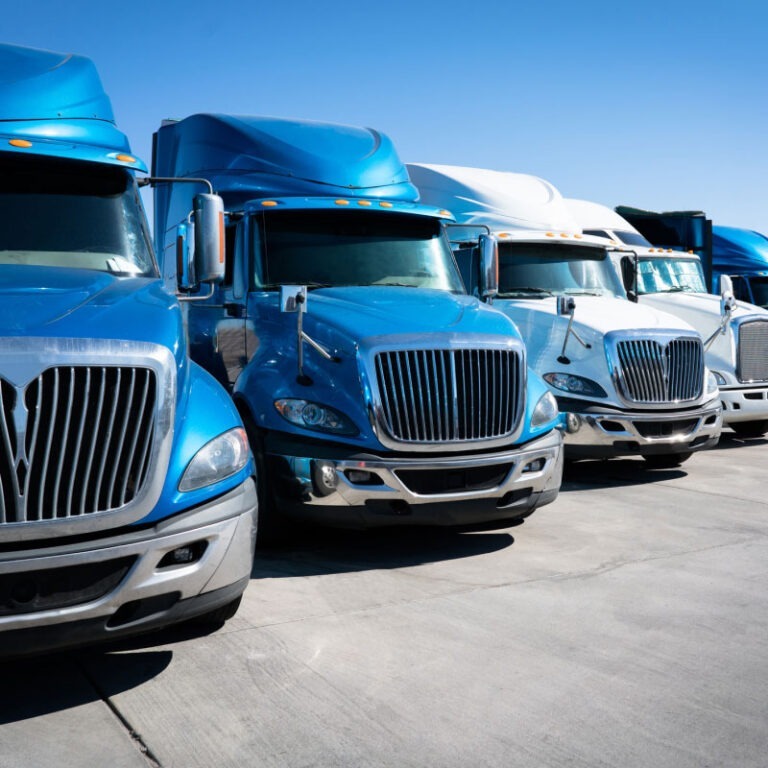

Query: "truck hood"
(498, 295), (694, 337)
(638, 290), (768, 335)
(0, 265), (183, 360)
(272, 286), (519, 354)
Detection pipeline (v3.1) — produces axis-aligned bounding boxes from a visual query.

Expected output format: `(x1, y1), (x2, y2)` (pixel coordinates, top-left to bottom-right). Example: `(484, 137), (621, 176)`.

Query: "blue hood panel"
(284, 287), (519, 350)
(0, 266), (183, 360)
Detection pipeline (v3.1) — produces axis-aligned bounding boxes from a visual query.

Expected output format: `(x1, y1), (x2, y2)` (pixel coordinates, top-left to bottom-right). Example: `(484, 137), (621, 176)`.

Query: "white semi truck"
(408, 165), (722, 467)
(567, 199), (768, 437)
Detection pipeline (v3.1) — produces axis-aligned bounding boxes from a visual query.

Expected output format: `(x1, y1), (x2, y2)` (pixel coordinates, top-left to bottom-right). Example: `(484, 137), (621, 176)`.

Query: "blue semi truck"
(151, 114), (563, 532)
(0, 45), (257, 655)
(711, 226), (768, 309)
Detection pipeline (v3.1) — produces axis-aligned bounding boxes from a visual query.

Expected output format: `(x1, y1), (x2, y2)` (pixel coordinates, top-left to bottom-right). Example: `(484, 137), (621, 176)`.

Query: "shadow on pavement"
(713, 431), (768, 451)
(0, 648), (172, 724)
(252, 524), (518, 579)
(562, 457), (687, 491)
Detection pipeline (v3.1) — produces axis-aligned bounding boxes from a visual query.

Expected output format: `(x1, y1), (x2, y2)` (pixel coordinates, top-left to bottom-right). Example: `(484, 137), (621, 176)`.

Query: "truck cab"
(409, 165), (722, 467)
(152, 114), (563, 532)
(567, 199), (768, 437)
(711, 226), (768, 309)
(0, 45), (257, 656)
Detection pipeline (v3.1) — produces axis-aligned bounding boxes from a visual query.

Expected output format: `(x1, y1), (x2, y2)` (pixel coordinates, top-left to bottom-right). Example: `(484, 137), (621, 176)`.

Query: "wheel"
(730, 420), (768, 438)
(236, 405), (288, 547)
(642, 452), (692, 469)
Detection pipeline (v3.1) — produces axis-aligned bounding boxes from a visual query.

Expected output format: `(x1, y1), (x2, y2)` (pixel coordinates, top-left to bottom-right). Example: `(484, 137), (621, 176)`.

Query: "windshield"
(253, 209), (463, 292)
(0, 154), (155, 276)
(496, 243), (626, 299)
(637, 257), (707, 294)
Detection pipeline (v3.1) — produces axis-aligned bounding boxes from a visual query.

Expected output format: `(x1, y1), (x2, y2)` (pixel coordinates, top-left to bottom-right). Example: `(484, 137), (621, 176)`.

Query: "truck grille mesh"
(0, 366), (157, 525)
(374, 348), (523, 443)
(737, 320), (768, 382)
(614, 338), (703, 403)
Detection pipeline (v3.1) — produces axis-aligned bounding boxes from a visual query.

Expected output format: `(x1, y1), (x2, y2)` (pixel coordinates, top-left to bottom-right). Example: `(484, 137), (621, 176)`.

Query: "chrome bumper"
(0, 479), (257, 652)
(267, 429), (563, 528)
(563, 399), (723, 458)
(719, 385), (768, 425)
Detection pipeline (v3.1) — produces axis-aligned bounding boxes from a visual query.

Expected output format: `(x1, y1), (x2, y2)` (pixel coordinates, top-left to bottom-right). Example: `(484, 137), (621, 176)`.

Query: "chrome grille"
(374, 348), (523, 443)
(614, 337), (703, 403)
(0, 366), (157, 525)
(738, 320), (768, 382)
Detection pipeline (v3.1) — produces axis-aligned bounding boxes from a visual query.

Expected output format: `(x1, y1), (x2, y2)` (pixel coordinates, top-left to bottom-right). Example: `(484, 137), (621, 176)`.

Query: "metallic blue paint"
(0, 44), (147, 171)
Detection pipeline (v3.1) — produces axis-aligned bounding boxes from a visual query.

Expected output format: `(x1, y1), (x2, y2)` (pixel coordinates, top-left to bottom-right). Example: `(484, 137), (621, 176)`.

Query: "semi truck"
(0, 45), (257, 656)
(567, 199), (768, 437)
(408, 165), (722, 467)
(711, 226), (768, 309)
(151, 114), (563, 533)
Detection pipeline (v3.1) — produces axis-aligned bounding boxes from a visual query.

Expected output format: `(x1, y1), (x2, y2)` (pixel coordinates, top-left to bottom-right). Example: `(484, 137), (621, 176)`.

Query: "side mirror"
(478, 234), (498, 300)
(175, 220), (196, 291)
(557, 296), (576, 316)
(719, 274), (736, 316)
(193, 193), (226, 284)
(280, 285), (307, 313)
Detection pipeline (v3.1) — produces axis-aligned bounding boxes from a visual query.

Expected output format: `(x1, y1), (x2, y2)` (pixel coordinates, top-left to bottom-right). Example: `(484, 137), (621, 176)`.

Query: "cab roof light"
(115, 153), (136, 163)
(335, 199), (350, 206)
(379, 201), (393, 208)
(357, 200), (372, 206)
(261, 200), (279, 207)
(9, 139), (32, 148)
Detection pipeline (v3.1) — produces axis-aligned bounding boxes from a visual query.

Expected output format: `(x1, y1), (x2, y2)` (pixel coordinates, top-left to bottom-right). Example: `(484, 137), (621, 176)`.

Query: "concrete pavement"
(2, 431), (767, 767)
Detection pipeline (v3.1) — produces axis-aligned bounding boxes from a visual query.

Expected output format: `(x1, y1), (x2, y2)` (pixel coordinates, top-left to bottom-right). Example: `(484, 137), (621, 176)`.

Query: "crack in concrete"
(77, 660), (163, 768)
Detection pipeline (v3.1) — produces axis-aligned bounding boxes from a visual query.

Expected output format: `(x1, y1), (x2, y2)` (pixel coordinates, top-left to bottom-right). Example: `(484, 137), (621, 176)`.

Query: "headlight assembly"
(274, 398), (358, 435)
(180, 427), (250, 492)
(531, 390), (560, 428)
(543, 372), (607, 398)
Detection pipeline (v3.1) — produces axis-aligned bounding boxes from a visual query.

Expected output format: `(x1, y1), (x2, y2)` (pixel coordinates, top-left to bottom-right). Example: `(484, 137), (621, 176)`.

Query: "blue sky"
(5, 0), (768, 233)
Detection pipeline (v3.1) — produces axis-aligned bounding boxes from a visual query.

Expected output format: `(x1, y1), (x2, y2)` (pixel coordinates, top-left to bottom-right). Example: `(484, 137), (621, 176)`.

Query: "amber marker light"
(261, 200), (278, 207)
(379, 201), (393, 208)
(116, 153), (136, 163)
(438, 209), (451, 217)
(335, 199), (350, 206)
(574, 234), (583, 239)
(358, 200), (372, 206)
(9, 139), (32, 148)
(498, 232), (511, 239)
(545, 232), (555, 237)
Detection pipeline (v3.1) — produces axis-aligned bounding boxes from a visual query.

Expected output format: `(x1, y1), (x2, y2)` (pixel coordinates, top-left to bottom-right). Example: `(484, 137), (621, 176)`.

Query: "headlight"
(543, 372), (607, 398)
(179, 427), (250, 492)
(712, 370), (727, 386)
(531, 391), (559, 427)
(705, 370), (719, 398)
(274, 398), (358, 435)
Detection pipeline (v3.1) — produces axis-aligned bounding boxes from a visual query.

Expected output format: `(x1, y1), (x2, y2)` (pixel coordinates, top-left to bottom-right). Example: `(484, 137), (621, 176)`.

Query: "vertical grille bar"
(738, 321), (768, 382)
(374, 347), (522, 443)
(615, 337), (703, 403)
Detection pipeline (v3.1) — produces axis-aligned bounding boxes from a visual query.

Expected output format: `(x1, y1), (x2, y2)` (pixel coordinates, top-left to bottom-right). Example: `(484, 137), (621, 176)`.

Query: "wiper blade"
(497, 286), (554, 297)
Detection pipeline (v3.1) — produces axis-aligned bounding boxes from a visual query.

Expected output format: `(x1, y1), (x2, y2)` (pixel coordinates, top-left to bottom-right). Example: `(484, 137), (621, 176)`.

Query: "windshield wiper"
(564, 289), (603, 296)
(497, 287), (554, 297)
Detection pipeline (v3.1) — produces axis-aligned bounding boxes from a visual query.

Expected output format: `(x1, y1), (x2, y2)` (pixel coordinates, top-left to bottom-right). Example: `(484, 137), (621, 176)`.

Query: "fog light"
(565, 412), (581, 433)
(312, 460), (338, 496)
(158, 541), (207, 568)
(347, 470), (372, 484)
(523, 458), (546, 473)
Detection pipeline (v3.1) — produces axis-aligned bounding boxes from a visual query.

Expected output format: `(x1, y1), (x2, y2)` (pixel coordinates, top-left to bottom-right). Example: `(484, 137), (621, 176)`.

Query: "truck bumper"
(265, 429), (563, 528)
(719, 384), (768, 425)
(0, 479), (257, 657)
(562, 399), (723, 459)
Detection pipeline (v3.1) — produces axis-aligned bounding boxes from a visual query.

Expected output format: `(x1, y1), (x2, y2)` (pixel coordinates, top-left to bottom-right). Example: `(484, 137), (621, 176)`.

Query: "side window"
(224, 221), (236, 287)
(731, 275), (752, 303)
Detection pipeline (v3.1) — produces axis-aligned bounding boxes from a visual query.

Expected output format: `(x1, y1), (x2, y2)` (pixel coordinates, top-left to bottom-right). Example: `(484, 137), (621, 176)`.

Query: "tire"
(730, 420), (768, 438)
(236, 406), (288, 547)
(642, 452), (693, 469)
